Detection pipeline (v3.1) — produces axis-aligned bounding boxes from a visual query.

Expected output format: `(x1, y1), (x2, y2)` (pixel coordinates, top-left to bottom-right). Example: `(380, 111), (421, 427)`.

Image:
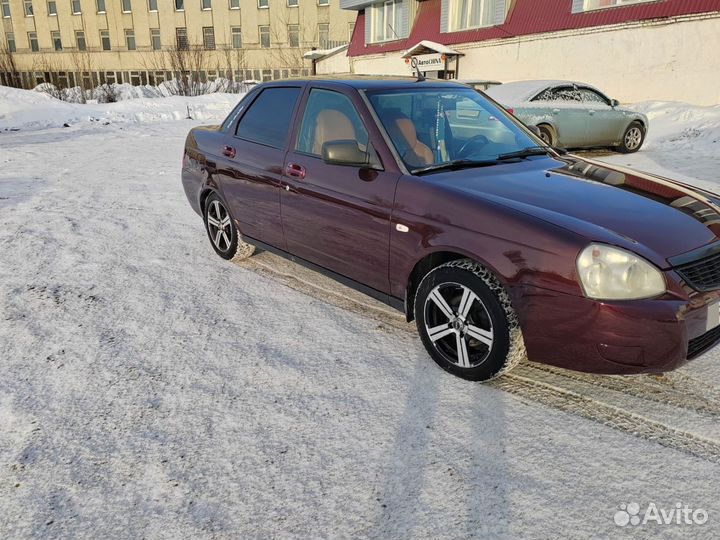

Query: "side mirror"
(322, 140), (370, 167)
(610, 99), (619, 108)
(528, 125), (542, 138)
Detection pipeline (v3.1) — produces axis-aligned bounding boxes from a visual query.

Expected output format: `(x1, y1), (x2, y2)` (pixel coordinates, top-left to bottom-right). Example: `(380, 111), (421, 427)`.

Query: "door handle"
(222, 145), (236, 158)
(552, 108), (560, 114)
(588, 110), (596, 115)
(285, 162), (306, 180)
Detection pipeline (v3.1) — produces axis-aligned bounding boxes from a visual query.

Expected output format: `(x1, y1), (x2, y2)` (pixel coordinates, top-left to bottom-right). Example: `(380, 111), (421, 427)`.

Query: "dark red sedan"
(182, 77), (720, 381)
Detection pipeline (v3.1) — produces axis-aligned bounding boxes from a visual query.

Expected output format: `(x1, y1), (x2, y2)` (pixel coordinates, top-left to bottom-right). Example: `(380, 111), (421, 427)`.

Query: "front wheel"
(617, 121), (645, 153)
(414, 259), (526, 381)
(203, 193), (255, 261)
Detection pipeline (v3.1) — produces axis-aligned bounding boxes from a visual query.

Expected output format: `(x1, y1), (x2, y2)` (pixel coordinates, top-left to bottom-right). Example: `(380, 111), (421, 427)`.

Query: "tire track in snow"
(491, 373), (720, 464)
(233, 253), (720, 463)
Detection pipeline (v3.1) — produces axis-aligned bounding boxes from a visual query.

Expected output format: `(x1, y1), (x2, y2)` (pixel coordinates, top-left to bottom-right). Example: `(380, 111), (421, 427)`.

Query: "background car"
(486, 80), (649, 153)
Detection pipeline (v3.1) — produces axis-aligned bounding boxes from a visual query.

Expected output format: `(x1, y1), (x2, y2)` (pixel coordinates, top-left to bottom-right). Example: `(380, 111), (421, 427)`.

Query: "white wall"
(315, 50), (352, 75)
(321, 13), (720, 105)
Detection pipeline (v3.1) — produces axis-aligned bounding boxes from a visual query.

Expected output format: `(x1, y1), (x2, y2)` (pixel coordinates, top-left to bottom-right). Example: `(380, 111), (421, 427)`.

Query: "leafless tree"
(0, 43), (21, 88)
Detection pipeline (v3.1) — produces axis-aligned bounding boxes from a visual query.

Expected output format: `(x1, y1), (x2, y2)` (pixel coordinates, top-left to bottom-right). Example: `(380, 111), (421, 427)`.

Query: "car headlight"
(576, 243), (665, 300)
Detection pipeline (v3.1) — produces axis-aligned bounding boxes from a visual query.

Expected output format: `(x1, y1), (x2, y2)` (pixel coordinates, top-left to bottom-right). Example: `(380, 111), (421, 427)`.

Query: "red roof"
(348, 0), (720, 56)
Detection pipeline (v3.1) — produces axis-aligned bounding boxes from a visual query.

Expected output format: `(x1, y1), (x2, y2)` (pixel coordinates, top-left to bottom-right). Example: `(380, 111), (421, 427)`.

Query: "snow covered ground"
(1, 88), (720, 539)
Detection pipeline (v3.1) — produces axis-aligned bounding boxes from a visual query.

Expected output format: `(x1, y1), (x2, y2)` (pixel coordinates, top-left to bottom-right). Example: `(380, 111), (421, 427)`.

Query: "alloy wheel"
(423, 282), (494, 368)
(624, 126), (643, 150)
(206, 199), (233, 252)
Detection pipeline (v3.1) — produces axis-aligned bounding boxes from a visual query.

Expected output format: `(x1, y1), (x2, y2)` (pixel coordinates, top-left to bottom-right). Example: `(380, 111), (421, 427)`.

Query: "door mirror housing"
(527, 125), (542, 138)
(322, 140), (370, 167)
(610, 99), (620, 108)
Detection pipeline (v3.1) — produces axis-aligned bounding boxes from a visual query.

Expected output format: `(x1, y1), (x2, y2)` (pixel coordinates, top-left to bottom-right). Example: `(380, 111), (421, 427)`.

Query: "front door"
(577, 87), (625, 146)
(280, 86), (400, 293)
(220, 86), (302, 249)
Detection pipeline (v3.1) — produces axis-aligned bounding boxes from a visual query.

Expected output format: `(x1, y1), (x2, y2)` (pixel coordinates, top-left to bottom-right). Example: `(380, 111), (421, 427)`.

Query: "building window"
(258, 0), (267, 8)
(150, 28), (161, 49)
(1, 0), (10, 17)
(259, 25), (270, 48)
(76, 30), (86, 50)
(348, 21), (355, 40)
(125, 29), (136, 50)
(6, 32), (15, 52)
(51, 31), (62, 50)
(229, 0), (238, 7)
(318, 22), (329, 48)
(579, 0), (655, 11)
(28, 32), (38, 51)
(176, 27), (188, 49)
(71, 0), (81, 13)
(148, 0), (157, 10)
(318, 0), (329, 5)
(24, 0), (33, 16)
(175, 0), (183, 10)
(96, 0), (105, 11)
(288, 24), (299, 47)
(231, 26), (242, 48)
(46, 0), (56, 14)
(449, 0), (497, 31)
(100, 30), (111, 50)
(201, 0), (211, 9)
(122, 0), (131, 12)
(288, 0), (297, 6)
(202, 26), (215, 49)
(371, 1), (402, 42)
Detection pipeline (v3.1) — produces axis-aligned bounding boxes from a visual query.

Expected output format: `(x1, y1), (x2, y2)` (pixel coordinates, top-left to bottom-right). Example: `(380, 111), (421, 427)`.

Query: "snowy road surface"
(2, 94), (720, 539)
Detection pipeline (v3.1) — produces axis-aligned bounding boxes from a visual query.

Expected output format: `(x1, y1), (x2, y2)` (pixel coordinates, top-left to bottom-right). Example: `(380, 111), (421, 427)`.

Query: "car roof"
(260, 75), (469, 91)
(485, 79), (603, 104)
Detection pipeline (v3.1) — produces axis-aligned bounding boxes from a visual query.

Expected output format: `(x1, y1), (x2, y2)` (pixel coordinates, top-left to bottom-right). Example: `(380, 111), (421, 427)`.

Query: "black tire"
(617, 121), (645, 154)
(203, 193), (255, 261)
(536, 124), (555, 146)
(414, 259), (525, 381)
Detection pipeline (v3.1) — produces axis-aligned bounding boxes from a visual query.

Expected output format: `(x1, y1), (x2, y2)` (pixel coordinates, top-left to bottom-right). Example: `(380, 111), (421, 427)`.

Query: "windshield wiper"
(496, 146), (553, 161)
(412, 159), (498, 176)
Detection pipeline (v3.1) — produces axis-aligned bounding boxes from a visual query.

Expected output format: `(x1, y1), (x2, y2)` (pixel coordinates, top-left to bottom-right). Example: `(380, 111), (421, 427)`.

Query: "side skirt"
(243, 235), (406, 314)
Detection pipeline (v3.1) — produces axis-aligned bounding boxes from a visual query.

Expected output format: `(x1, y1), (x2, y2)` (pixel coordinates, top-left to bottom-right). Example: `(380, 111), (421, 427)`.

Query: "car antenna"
(414, 63), (425, 83)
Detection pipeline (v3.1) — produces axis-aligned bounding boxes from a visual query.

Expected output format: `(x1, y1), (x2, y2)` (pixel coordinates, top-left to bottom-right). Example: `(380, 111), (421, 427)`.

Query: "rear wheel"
(203, 193), (255, 261)
(536, 124), (555, 146)
(414, 259), (525, 381)
(618, 121), (645, 153)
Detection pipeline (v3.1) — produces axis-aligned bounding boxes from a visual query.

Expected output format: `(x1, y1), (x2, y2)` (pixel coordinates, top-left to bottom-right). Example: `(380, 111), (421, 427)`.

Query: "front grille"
(687, 325), (720, 359)
(674, 251), (720, 291)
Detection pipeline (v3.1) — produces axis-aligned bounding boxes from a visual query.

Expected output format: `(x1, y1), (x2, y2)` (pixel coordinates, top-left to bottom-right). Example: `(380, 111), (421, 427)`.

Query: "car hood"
(436, 156), (720, 268)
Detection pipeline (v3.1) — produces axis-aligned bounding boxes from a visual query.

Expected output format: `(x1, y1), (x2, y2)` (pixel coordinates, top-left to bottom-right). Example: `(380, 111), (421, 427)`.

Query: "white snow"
(2, 87), (720, 538)
(0, 85), (244, 132)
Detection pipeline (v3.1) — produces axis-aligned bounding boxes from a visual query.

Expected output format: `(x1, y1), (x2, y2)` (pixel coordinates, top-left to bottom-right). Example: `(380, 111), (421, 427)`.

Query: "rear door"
(280, 85), (401, 293)
(219, 85), (303, 249)
(533, 85), (588, 147)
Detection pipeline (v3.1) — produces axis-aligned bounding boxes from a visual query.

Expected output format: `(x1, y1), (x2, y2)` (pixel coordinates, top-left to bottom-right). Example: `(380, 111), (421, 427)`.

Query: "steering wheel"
(457, 134), (490, 159)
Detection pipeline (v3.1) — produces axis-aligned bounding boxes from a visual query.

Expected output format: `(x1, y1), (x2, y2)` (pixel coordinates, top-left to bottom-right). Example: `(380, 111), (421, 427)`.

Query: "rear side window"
(236, 87), (301, 148)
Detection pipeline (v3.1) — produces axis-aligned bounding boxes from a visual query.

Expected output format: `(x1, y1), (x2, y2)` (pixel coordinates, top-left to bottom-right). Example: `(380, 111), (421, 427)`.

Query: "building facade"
(327, 0), (720, 105)
(0, 0), (356, 90)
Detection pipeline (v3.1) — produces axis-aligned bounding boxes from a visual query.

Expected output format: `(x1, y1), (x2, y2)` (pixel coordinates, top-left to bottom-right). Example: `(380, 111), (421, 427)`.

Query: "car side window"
(533, 86), (581, 102)
(577, 88), (610, 105)
(235, 87), (301, 148)
(296, 88), (369, 157)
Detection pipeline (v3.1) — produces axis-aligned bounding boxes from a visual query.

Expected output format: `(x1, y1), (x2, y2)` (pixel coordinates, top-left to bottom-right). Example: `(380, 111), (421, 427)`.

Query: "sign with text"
(409, 53), (445, 72)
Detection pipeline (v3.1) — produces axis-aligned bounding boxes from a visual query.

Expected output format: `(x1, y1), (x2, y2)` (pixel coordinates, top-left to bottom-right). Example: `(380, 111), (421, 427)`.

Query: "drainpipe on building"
(310, 47), (317, 76)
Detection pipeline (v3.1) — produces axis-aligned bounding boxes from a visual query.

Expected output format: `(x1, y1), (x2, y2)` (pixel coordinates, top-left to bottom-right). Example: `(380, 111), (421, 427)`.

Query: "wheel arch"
(404, 249), (507, 322)
(536, 122), (557, 144)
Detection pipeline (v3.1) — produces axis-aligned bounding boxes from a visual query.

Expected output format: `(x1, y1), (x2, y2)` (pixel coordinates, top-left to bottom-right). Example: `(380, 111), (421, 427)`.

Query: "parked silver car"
(485, 80), (649, 153)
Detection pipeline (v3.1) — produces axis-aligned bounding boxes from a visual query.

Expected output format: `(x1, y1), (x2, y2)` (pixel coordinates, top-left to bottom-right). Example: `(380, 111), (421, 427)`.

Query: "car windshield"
(366, 87), (542, 174)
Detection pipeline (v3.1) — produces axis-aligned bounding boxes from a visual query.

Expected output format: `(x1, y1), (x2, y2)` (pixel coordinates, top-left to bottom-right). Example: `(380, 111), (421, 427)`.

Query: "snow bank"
(0, 85), (243, 131)
(630, 101), (720, 151)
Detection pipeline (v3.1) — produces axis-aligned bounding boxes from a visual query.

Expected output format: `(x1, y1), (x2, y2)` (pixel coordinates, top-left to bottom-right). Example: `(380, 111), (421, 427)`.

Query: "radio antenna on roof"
(413, 61), (426, 83)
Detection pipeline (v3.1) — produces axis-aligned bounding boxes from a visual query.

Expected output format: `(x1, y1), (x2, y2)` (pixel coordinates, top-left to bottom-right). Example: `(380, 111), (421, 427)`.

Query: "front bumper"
(517, 282), (720, 375)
